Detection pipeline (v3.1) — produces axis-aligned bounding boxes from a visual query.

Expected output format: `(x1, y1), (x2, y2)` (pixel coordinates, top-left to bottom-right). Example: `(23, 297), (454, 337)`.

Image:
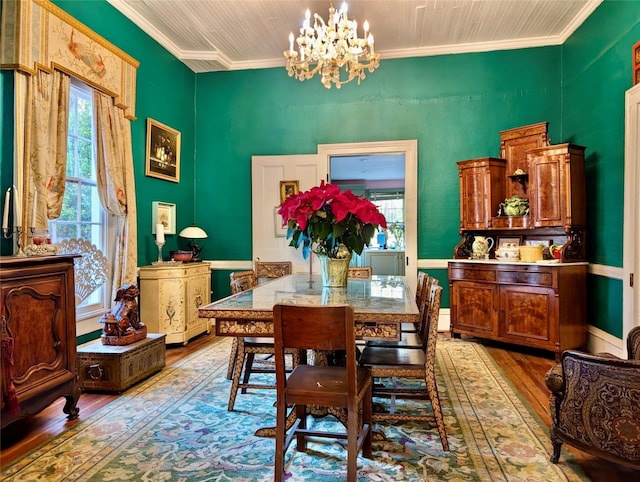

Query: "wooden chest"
(77, 334), (166, 392)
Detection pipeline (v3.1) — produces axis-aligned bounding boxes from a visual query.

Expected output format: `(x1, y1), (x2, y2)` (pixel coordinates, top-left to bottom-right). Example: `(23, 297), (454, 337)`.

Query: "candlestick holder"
(3, 226), (26, 257)
(153, 241), (165, 265)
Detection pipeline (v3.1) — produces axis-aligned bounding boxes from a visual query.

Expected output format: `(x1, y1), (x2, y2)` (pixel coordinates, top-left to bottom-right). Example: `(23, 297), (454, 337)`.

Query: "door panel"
(251, 154), (326, 275)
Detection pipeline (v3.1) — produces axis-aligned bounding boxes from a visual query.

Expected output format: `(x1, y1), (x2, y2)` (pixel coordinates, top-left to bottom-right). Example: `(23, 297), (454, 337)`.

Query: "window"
(49, 80), (112, 322)
(369, 189), (404, 249)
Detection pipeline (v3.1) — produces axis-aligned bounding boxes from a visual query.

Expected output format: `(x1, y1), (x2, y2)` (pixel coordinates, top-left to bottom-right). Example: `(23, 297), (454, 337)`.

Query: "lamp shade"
(179, 226), (208, 239)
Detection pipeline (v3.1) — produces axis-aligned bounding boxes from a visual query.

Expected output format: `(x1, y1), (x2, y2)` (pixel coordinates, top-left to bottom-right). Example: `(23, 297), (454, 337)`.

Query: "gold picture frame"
(145, 118), (181, 183)
(279, 180), (299, 203)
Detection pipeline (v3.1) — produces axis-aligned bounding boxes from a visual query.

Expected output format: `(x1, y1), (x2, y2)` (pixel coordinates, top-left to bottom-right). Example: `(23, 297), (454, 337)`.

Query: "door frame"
(318, 140), (418, 295)
(623, 82), (640, 353)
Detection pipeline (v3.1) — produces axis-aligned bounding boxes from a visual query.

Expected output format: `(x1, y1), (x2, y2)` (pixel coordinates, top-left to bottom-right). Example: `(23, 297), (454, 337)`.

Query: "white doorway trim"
(317, 140), (418, 295)
(623, 83), (640, 354)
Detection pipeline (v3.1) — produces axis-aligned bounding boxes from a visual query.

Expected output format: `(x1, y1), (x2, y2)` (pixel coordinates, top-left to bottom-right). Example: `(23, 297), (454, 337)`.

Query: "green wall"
(194, 47), (562, 301)
(560, 0), (640, 337)
(0, 70), (14, 255)
(194, 48), (562, 282)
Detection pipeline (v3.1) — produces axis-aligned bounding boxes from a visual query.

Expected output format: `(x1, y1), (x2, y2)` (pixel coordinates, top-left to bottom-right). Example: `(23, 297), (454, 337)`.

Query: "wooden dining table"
(198, 273), (419, 437)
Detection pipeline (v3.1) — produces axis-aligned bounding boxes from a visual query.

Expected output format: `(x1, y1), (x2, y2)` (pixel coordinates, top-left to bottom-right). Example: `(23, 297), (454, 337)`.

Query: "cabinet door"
(499, 285), (557, 346)
(529, 154), (565, 227)
(450, 281), (499, 336)
(2, 276), (71, 391)
(186, 271), (210, 329)
(457, 158), (505, 230)
(158, 278), (186, 334)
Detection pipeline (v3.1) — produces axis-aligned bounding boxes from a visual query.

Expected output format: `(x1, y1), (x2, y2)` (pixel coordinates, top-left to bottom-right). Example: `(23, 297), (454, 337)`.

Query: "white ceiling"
(107, 0), (602, 73)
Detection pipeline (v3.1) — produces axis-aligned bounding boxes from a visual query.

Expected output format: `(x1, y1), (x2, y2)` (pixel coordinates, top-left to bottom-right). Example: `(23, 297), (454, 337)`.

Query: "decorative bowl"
(495, 247), (520, 260)
(170, 250), (193, 262)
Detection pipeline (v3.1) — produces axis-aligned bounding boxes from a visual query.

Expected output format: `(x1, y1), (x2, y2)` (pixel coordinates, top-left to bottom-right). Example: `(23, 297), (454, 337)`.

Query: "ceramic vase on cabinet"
(317, 253), (352, 287)
(472, 236), (494, 259)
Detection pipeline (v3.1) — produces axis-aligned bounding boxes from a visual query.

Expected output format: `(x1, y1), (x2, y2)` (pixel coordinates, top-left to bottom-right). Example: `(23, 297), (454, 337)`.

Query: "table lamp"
(178, 225), (208, 262)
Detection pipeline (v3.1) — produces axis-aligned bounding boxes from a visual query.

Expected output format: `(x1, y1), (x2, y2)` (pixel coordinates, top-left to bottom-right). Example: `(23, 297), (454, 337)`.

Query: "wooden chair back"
(255, 261), (292, 280)
(348, 266), (372, 278)
(422, 284), (443, 360)
(229, 270), (257, 294)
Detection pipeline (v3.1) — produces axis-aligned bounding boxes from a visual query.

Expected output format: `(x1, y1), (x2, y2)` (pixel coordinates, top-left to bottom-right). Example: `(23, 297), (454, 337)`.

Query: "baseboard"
(438, 308), (450, 332)
(588, 325), (624, 357)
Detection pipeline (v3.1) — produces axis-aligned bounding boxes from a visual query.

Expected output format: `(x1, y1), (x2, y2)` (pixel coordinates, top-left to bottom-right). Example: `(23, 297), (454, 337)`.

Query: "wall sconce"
(178, 226), (208, 262)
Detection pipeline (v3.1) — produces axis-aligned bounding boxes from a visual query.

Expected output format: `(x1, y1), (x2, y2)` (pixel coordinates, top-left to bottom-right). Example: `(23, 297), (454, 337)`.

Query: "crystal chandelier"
(283, 1), (380, 89)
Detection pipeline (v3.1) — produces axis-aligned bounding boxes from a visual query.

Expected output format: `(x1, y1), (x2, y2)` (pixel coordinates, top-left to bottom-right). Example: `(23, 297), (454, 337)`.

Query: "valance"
(0, 0), (139, 119)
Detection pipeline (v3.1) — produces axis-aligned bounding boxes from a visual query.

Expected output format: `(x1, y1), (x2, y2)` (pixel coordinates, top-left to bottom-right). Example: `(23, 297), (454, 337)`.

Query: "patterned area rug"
(2, 337), (587, 481)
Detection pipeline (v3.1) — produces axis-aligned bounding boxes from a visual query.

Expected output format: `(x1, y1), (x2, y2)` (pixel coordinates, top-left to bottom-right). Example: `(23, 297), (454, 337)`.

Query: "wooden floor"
(2, 333), (638, 480)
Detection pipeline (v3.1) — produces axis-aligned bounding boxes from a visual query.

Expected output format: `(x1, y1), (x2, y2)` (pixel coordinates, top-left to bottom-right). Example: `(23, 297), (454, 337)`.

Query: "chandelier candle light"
(284, 1), (380, 89)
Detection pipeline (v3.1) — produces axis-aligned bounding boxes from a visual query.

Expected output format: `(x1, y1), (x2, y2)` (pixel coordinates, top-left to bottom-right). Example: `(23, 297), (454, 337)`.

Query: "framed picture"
(498, 236), (521, 249)
(280, 180), (299, 203)
(152, 201), (176, 234)
(274, 207), (287, 237)
(525, 239), (551, 247)
(145, 118), (181, 183)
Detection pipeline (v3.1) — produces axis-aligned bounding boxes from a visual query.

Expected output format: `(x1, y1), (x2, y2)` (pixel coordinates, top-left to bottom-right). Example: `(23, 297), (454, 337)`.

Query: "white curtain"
(94, 91), (138, 295)
(24, 69), (70, 232)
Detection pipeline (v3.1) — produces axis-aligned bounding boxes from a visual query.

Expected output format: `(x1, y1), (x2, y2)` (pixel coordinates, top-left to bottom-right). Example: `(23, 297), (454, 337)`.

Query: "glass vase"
(317, 252), (352, 287)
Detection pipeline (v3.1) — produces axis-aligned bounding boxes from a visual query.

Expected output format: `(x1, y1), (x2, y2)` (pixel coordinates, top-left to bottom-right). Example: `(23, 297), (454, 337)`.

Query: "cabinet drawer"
(497, 270), (553, 286)
(449, 267), (496, 282)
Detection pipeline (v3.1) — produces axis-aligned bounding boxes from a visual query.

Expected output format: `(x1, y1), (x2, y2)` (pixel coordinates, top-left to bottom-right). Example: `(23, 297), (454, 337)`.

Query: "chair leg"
(425, 371), (449, 451)
(228, 347), (247, 411)
(274, 399), (287, 482)
(347, 404), (358, 482)
(226, 338), (238, 380)
(295, 404), (308, 452)
(362, 383), (373, 459)
(241, 352), (256, 394)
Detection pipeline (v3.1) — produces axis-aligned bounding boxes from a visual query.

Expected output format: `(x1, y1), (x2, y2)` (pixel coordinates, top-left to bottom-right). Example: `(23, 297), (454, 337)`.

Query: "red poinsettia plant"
(277, 181), (387, 259)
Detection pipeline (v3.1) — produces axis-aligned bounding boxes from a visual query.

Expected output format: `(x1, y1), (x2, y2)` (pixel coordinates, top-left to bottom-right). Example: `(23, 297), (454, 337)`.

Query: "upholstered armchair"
(544, 326), (640, 469)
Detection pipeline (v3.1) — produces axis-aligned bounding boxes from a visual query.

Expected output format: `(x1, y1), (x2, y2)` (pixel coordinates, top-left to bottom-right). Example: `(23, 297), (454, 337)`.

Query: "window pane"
(60, 182), (78, 221)
(77, 138), (93, 178)
(77, 96), (92, 139)
(66, 138), (76, 176)
(80, 183), (97, 222)
(57, 223), (78, 239)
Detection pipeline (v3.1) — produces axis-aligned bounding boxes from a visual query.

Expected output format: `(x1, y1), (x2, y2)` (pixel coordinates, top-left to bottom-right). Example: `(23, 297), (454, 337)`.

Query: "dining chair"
(347, 266), (372, 278)
(365, 275), (438, 350)
(227, 270), (301, 411)
(401, 271), (429, 334)
(272, 303), (373, 482)
(358, 284), (449, 452)
(255, 260), (292, 284)
(225, 270), (257, 380)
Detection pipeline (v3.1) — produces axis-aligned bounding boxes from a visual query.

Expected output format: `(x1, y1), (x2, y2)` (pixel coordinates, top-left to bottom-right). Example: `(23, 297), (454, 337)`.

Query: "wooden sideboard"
(0, 255), (80, 429)
(138, 263), (211, 345)
(449, 260), (587, 359)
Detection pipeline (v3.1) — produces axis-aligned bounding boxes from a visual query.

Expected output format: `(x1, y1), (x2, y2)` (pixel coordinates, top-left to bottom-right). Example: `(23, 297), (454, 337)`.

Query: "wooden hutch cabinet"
(138, 263), (211, 345)
(0, 255), (80, 429)
(450, 123), (588, 358)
